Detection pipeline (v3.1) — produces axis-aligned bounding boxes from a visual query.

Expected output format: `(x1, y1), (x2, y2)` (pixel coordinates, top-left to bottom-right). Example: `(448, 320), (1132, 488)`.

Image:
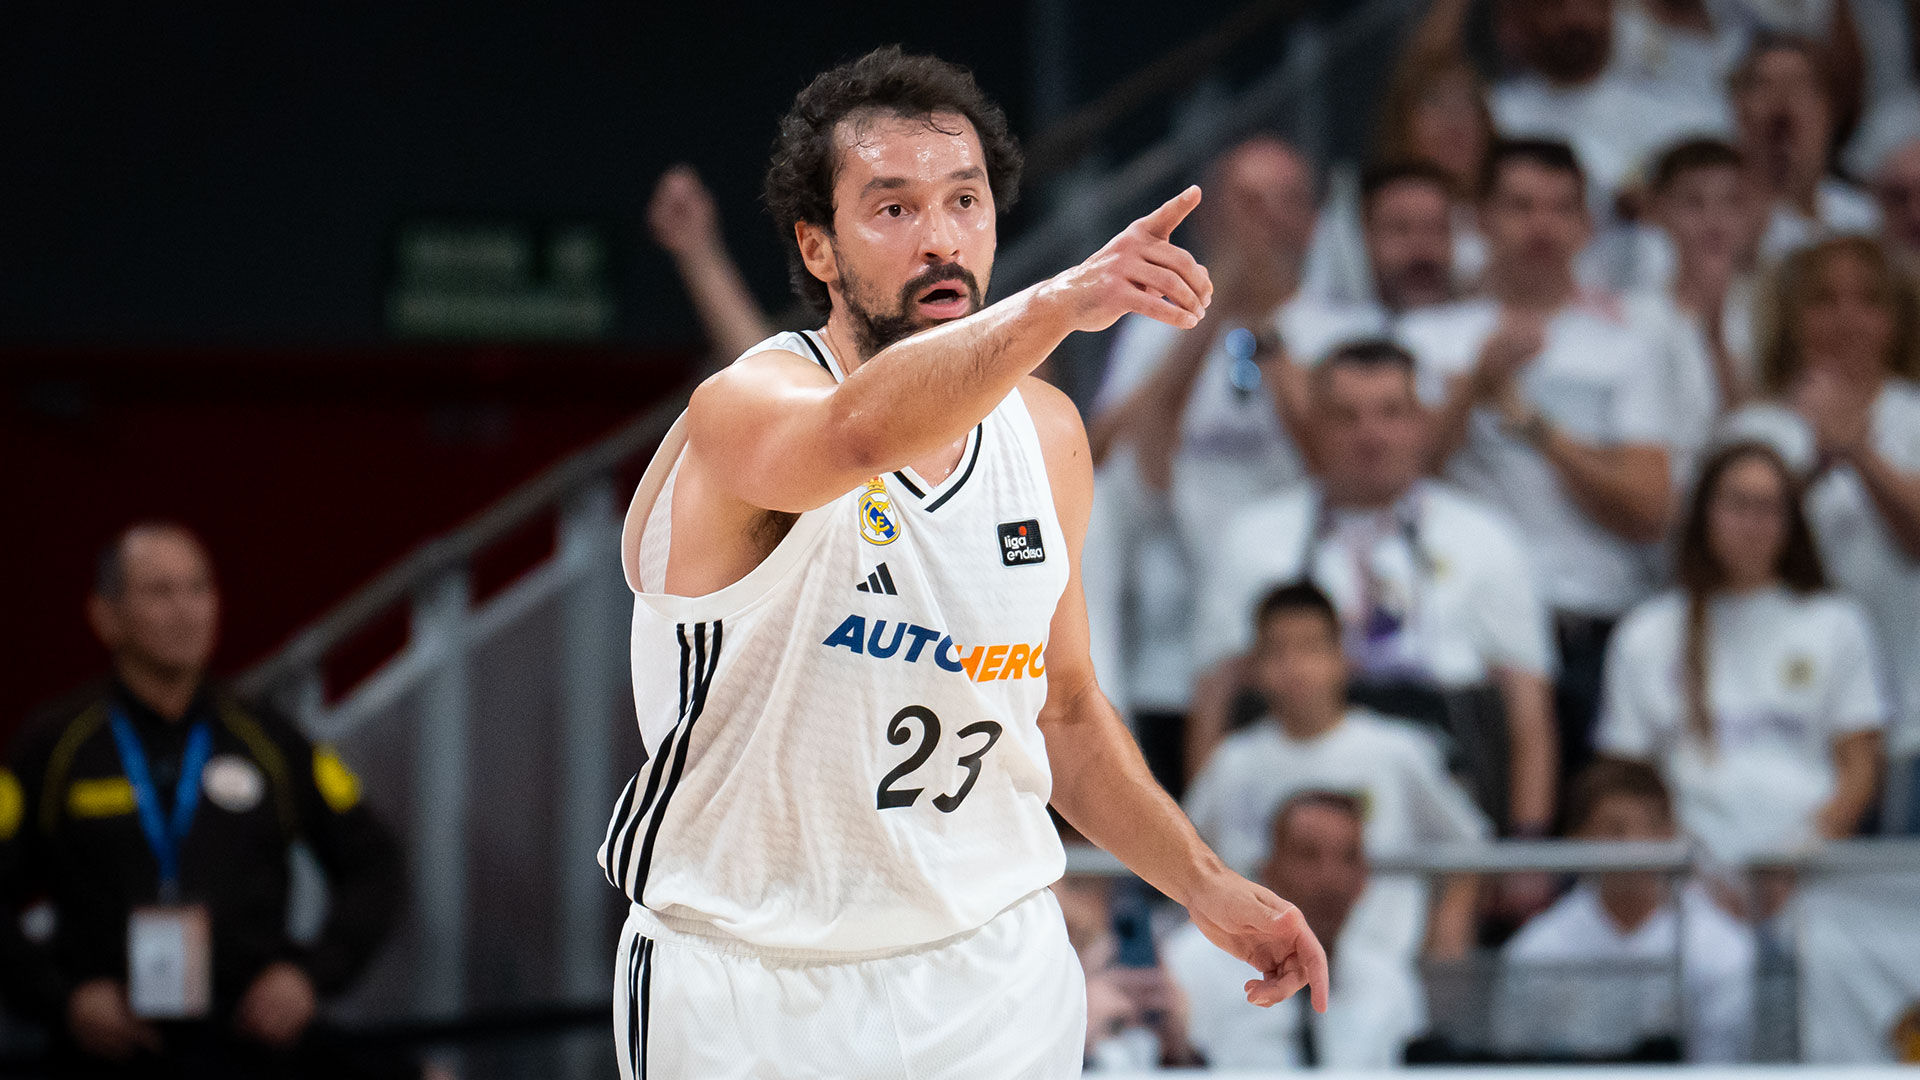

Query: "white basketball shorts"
(611, 888), (1087, 1079)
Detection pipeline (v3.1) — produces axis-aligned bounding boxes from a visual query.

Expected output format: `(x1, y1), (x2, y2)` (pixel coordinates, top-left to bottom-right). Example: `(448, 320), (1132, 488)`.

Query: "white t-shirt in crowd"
(1399, 296), (1674, 616)
(1759, 179), (1883, 262)
(1597, 586), (1887, 860)
(1184, 709), (1491, 961)
(1190, 481), (1557, 686)
(1492, 70), (1731, 203)
(1621, 284), (1760, 486)
(1083, 447), (1196, 714)
(1494, 881), (1757, 1062)
(1611, 0), (1751, 106)
(1164, 919), (1425, 1069)
(1721, 384), (1920, 754)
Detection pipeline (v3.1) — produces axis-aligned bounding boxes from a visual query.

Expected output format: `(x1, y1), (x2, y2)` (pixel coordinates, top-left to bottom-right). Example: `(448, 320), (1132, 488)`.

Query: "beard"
(836, 255), (983, 359)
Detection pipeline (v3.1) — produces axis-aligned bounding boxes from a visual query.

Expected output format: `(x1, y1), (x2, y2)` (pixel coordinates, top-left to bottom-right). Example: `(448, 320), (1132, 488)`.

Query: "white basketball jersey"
(598, 329), (1070, 953)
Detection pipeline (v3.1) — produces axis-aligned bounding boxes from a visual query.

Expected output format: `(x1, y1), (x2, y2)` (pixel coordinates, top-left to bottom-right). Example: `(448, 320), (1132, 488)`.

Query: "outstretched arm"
(684, 187), (1213, 516)
(1026, 379), (1329, 1012)
(648, 165), (775, 361)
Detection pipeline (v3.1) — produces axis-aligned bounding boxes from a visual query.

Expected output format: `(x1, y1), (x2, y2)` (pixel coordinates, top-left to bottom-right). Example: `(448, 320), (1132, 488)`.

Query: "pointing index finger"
(1138, 185), (1202, 240)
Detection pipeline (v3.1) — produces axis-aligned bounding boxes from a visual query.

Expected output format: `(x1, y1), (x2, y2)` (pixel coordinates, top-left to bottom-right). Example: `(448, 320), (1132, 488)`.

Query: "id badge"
(127, 905), (212, 1019)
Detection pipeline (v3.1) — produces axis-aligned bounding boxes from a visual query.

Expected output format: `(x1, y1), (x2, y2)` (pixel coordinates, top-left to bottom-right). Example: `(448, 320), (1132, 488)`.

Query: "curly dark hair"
(764, 46), (1023, 314)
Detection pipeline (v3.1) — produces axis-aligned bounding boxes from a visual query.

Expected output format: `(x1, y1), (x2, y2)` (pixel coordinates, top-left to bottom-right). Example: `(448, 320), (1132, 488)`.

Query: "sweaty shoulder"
(691, 347), (836, 415)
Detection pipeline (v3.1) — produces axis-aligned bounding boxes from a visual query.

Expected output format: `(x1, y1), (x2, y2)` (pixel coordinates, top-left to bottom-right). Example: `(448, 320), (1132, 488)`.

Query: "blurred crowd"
(650, 0), (1920, 1065)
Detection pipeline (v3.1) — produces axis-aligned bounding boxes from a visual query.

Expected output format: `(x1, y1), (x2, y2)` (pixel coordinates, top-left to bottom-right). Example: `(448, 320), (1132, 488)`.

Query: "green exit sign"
(387, 219), (616, 341)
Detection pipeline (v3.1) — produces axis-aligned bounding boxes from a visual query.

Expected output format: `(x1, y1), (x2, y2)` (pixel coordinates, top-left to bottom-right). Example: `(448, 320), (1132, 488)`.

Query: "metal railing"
(1066, 837), (1920, 1066)
(234, 383), (694, 1047)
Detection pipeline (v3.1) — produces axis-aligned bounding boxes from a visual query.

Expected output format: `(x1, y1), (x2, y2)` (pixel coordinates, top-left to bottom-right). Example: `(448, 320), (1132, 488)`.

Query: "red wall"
(1, 346), (696, 741)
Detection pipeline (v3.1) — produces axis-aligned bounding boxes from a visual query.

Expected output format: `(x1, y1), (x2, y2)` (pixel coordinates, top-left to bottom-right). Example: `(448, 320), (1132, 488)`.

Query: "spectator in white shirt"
(1308, 57), (1492, 304)
(1189, 340), (1559, 836)
(1494, 759), (1757, 1062)
(1362, 162), (1470, 317)
(1873, 136), (1920, 268)
(1404, 138), (1674, 784)
(1598, 441), (1887, 863)
(1166, 791), (1427, 1070)
(1184, 582), (1490, 964)
(1720, 235), (1920, 831)
(1733, 36), (1882, 261)
(1626, 138), (1770, 483)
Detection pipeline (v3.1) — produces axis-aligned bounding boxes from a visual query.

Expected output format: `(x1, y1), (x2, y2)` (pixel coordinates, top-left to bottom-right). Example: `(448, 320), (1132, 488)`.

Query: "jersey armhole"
(621, 413), (692, 594)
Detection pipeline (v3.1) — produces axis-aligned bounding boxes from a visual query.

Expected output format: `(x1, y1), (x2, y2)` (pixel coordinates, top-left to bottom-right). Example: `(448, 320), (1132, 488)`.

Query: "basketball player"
(598, 47), (1328, 1077)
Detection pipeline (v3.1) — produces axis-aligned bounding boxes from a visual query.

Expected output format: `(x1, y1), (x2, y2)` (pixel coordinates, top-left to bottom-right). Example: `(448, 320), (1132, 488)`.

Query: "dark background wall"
(1, 1), (1258, 349)
(4, 0), (1279, 736)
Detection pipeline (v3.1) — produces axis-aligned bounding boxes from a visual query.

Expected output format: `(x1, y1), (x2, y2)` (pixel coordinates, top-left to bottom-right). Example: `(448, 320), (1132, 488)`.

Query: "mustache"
(899, 262), (981, 306)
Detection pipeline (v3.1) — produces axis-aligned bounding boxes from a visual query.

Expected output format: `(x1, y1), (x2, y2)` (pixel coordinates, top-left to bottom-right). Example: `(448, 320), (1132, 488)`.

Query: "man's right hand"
(67, 979), (161, 1062)
(1039, 186), (1213, 334)
(1473, 310), (1548, 401)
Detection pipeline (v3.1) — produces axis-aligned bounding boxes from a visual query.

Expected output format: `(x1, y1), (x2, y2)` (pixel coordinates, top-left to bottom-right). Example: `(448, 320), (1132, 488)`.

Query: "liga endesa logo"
(821, 614), (1045, 682)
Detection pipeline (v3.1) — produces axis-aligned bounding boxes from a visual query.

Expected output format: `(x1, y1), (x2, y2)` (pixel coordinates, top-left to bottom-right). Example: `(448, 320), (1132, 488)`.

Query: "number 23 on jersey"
(875, 705), (1003, 813)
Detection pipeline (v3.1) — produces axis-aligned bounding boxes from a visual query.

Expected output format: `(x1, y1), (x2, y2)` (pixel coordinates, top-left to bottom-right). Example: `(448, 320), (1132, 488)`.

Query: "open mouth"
(916, 285), (971, 317)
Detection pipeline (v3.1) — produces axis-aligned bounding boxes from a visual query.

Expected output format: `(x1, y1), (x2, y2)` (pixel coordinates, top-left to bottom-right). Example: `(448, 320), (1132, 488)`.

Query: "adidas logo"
(855, 563), (899, 595)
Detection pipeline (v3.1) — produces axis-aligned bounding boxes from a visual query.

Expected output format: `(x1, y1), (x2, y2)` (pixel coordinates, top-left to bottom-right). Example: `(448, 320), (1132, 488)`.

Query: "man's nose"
(920, 208), (961, 261)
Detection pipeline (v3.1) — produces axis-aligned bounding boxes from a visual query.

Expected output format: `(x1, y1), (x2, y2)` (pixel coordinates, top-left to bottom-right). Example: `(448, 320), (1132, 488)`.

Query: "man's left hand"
(1184, 872), (1329, 1010)
(234, 962), (316, 1049)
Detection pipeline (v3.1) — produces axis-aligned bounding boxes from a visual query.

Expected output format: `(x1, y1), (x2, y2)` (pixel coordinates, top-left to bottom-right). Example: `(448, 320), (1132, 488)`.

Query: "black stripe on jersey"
(890, 470), (926, 498)
(876, 562), (898, 593)
(798, 331), (834, 377)
(610, 628), (696, 895)
(632, 620), (723, 904)
(600, 773), (640, 890)
(625, 933), (643, 1079)
(638, 937), (655, 1080)
(923, 422), (984, 513)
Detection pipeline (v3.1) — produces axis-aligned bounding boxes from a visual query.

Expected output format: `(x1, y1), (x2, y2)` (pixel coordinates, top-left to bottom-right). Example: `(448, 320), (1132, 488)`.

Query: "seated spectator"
(1626, 138), (1769, 480)
(1184, 583), (1490, 964)
(646, 164), (774, 362)
(1733, 37), (1882, 262)
(1165, 791), (1426, 1069)
(1874, 135), (1920, 269)
(1493, 760), (1756, 1062)
(1307, 53), (1491, 303)
(1360, 162), (1472, 318)
(1406, 0), (1728, 206)
(1190, 340), (1558, 836)
(0, 524), (410, 1079)
(1403, 138), (1674, 783)
(1598, 442), (1886, 863)
(1091, 136), (1383, 515)
(1721, 235), (1920, 831)
(1055, 857), (1201, 1071)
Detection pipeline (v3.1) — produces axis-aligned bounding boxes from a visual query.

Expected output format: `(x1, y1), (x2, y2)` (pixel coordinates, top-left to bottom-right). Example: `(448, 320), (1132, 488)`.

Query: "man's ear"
(797, 221), (839, 293)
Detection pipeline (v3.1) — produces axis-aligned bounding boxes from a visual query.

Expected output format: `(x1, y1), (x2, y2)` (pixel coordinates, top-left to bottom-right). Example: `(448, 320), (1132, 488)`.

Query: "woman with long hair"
(1724, 234), (1920, 830)
(1596, 441), (1886, 862)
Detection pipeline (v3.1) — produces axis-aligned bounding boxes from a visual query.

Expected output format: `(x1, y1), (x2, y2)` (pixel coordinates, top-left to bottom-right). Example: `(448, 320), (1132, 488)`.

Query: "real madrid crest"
(859, 477), (901, 546)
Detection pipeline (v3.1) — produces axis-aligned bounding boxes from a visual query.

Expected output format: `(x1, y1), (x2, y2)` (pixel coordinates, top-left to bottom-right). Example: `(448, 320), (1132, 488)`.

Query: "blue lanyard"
(107, 710), (213, 900)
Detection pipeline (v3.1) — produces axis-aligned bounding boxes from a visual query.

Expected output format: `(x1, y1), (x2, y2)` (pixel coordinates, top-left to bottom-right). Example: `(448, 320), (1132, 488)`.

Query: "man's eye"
(884, 204), (904, 217)
(958, 194), (975, 209)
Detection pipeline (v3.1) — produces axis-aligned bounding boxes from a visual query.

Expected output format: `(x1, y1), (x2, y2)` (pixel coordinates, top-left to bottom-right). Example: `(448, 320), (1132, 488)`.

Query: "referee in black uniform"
(0, 523), (408, 1079)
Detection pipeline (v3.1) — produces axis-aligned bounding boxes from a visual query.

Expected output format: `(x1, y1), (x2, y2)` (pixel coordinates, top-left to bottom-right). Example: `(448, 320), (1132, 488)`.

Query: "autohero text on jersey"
(821, 615), (1046, 682)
